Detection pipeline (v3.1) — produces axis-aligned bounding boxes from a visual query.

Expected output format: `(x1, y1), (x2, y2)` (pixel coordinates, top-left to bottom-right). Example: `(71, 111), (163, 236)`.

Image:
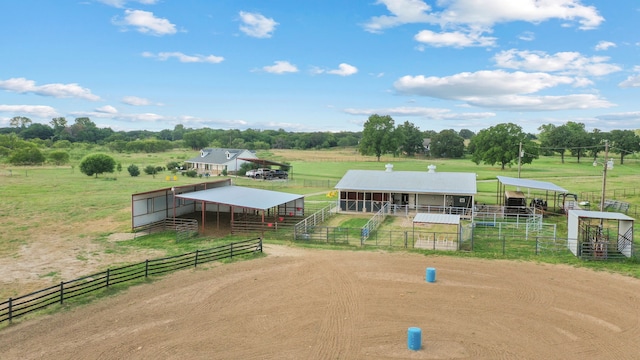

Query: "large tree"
(79, 153), (116, 178)
(9, 116), (32, 128)
(430, 129), (465, 158)
(395, 121), (424, 156)
(538, 123), (571, 163)
(358, 114), (397, 161)
(469, 123), (538, 170)
(609, 129), (640, 164)
(565, 122), (590, 163)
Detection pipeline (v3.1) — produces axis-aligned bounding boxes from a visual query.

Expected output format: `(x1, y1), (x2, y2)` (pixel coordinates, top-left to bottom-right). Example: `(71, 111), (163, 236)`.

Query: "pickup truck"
(253, 168), (272, 179)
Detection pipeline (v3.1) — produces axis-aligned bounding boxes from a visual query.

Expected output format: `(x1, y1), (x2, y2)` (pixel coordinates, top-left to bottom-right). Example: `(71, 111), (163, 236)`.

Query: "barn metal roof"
(175, 186), (303, 210)
(413, 213), (461, 225)
(497, 176), (568, 193)
(335, 170), (477, 195)
(568, 210), (635, 221)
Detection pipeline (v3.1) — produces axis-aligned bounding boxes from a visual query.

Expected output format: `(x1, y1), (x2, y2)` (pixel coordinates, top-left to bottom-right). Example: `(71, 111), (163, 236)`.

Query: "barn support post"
(201, 201), (206, 233)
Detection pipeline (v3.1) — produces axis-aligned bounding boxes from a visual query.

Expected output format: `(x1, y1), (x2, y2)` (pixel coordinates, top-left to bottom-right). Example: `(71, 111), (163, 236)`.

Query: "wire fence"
(0, 238), (262, 325)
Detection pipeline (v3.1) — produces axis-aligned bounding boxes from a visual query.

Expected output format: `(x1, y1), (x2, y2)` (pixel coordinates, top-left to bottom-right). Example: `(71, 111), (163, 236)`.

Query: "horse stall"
(567, 210), (635, 260)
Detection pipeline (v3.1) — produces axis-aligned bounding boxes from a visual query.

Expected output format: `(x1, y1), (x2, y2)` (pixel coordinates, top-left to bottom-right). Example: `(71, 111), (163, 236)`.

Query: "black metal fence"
(0, 238), (262, 325)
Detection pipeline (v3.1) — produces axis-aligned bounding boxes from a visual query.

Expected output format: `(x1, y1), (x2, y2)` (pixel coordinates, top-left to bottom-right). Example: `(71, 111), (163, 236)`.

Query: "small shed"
(567, 210), (634, 260)
(412, 213), (461, 251)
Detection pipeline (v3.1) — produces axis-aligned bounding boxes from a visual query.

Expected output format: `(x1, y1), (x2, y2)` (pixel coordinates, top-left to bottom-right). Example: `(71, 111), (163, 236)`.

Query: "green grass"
(2, 147), (640, 298)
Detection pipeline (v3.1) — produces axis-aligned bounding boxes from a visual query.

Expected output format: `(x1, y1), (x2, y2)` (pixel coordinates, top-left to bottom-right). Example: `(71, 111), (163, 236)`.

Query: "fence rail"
(134, 218), (199, 239)
(0, 238), (262, 325)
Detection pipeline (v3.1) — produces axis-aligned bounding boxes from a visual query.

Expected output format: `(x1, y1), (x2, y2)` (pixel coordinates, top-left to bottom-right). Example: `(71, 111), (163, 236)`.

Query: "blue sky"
(1, 0), (639, 134)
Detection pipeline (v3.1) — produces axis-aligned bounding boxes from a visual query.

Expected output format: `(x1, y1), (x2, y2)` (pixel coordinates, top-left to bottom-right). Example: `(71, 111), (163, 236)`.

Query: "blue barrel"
(426, 267), (436, 283)
(407, 327), (422, 351)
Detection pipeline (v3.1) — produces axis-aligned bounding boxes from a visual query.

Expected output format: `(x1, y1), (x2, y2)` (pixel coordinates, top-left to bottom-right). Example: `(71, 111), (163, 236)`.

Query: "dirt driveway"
(2, 245), (640, 360)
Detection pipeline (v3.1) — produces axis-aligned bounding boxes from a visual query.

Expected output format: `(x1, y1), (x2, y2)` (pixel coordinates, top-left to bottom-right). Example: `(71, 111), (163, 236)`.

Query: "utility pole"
(599, 140), (609, 212)
(517, 141), (522, 178)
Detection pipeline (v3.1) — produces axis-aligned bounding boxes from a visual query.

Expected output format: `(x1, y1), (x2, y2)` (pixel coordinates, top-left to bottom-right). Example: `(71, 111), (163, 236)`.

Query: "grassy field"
(2, 146), (640, 300)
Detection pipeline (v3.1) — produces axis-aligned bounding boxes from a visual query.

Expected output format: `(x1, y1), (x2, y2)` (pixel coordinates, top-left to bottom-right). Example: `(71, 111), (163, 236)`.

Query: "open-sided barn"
(131, 180), (305, 235)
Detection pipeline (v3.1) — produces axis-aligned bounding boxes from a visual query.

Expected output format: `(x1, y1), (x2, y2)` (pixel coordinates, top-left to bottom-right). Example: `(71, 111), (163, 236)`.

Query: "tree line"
(1, 115), (639, 170)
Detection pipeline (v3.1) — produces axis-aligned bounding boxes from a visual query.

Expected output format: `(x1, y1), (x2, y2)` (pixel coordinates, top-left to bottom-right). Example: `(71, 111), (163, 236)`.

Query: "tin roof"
(497, 176), (568, 193)
(175, 186), (303, 210)
(413, 213), (461, 225)
(335, 170), (476, 195)
(568, 210), (635, 221)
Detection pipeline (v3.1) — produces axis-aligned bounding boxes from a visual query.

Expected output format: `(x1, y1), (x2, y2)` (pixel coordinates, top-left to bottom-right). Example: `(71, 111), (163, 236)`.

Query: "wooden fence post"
(230, 243), (234, 258)
(194, 250), (199, 267)
(8, 298), (12, 324)
(60, 281), (64, 304)
(145, 259), (149, 278)
(106, 269), (110, 288)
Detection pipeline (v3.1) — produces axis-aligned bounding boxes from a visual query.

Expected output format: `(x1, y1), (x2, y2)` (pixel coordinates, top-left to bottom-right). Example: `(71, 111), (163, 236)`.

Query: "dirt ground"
(2, 245), (640, 360)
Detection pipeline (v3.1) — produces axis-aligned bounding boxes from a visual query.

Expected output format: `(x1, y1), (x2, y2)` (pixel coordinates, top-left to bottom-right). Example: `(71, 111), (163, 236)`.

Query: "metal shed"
(567, 210), (634, 260)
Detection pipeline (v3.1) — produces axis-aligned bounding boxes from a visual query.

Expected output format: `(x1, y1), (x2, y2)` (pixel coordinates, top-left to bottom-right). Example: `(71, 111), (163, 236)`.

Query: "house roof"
(497, 176), (568, 193)
(335, 169), (477, 195)
(175, 185), (303, 210)
(184, 148), (255, 165)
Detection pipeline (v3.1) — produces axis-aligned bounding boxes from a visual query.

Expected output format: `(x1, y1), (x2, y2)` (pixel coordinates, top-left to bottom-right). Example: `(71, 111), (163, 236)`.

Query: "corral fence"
(293, 202), (339, 240)
(579, 188), (639, 218)
(0, 238), (262, 325)
(361, 203), (389, 243)
(134, 218), (198, 241)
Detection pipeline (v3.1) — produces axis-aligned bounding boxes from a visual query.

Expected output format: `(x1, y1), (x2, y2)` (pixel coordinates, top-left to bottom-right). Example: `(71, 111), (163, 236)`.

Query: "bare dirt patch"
(2, 246), (640, 359)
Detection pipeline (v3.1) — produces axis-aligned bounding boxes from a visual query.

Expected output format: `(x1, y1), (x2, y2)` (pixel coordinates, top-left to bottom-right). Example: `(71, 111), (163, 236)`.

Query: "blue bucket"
(426, 267), (436, 283)
(407, 327), (422, 351)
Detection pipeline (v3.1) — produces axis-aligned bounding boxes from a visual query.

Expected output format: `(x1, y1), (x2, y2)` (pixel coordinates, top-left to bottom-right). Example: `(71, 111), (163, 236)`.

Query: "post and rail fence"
(0, 238), (262, 325)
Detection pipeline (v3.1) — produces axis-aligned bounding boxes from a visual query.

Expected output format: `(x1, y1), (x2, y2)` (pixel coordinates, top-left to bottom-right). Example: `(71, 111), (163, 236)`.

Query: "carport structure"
(238, 157), (292, 178)
(174, 185), (304, 234)
(496, 176), (568, 213)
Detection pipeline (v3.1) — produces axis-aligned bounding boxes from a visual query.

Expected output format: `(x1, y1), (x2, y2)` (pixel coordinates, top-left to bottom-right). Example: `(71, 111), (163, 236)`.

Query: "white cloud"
(467, 94), (614, 111)
(393, 70), (614, 111)
(328, 63), (358, 76)
(0, 104), (57, 118)
(438, 0), (604, 30)
(343, 106), (495, 120)
(518, 31), (535, 41)
(619, 69), (640, 88)
(493, 49), (621, 76)
(122, 96), (151, 106)
(365, 0), (604, 48)
(142, 51), (224, 63)
(314, 63), (359, 76)
(239, 11), (278, 38)
(595, 41), (616, 51)
(114, 10), (176, 36)
(262, 61), (298, 74)
(363, 0), (435, 33)
(394, 70), (576, 99)
(97, 0), (158, 8)
(414, 29), (496, 47)
(0, 77), (100, 101)
(95, 105), (118, 114)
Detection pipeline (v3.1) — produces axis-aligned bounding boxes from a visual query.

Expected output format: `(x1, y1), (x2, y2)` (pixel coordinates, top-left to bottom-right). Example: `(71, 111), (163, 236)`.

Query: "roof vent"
(385, 163), (393, 172)
(427, 164), (436, 173)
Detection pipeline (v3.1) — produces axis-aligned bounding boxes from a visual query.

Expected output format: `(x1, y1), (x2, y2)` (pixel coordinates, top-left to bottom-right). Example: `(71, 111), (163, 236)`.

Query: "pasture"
(2, 147), (640, 348)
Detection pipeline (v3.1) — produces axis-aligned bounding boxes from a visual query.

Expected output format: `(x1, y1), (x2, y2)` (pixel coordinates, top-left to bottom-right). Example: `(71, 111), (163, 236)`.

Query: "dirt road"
(2, 245), (640, 359)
